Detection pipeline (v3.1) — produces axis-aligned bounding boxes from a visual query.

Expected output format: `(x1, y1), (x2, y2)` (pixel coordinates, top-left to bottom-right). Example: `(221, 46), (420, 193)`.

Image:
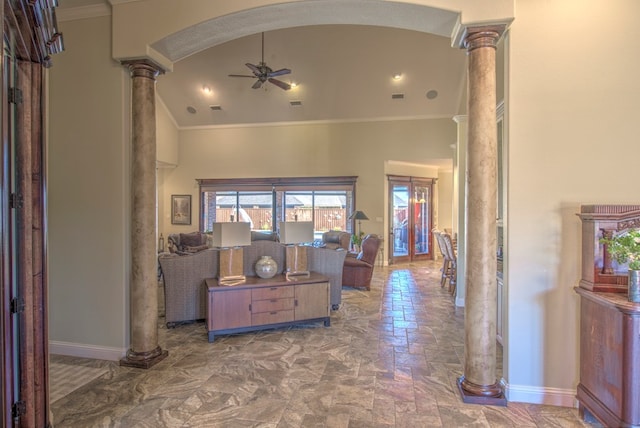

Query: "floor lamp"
(212, 222), (251, 286)
(349, 210), (369, 237)
(280, 221), (314, 280)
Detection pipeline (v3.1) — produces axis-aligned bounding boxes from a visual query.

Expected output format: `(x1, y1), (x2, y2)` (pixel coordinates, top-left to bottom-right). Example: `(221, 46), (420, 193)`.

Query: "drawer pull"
(270, 311), (277, 315)
(270, 287), (278, 291)
(270, 299), (277, 303)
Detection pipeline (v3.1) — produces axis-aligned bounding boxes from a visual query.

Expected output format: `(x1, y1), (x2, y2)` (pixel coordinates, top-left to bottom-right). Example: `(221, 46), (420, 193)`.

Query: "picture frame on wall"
(171, 194), (191, 225)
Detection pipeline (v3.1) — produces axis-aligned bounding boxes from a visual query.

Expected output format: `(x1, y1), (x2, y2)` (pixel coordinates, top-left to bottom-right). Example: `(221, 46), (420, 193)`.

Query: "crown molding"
(57, 3), (111, 22)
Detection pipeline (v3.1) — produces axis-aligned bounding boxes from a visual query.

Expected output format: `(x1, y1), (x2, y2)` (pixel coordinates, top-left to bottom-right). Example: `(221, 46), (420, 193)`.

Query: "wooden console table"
(205, 273), (330, 342)
(575, 287), (640, 427)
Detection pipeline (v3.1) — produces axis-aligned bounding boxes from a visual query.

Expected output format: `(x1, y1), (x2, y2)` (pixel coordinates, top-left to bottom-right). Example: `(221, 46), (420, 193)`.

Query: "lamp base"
(219, 247), (246, 286)
(285, 245), (310, 281)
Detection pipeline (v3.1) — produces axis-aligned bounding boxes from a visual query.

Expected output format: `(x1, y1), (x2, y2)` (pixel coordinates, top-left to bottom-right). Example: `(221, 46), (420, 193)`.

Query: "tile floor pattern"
(50, 261), (598, 427)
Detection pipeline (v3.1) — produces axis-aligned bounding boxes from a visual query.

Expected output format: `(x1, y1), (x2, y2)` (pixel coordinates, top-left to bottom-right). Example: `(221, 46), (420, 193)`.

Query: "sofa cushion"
(184, 244), (209, 253)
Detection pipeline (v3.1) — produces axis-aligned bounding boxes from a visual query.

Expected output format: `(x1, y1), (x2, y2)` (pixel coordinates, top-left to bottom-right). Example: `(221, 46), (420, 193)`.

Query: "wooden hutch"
(575, 204), (640, 427)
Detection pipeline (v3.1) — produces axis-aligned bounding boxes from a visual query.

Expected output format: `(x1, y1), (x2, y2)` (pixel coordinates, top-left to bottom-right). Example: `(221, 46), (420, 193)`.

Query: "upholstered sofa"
(159, 234), (347, 327)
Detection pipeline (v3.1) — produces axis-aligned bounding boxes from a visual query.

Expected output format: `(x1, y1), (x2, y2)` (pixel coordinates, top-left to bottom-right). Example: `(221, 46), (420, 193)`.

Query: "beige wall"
(160, 119), (455, 244)
(504, 0), (640, 403)
(48, 15), (130, 358)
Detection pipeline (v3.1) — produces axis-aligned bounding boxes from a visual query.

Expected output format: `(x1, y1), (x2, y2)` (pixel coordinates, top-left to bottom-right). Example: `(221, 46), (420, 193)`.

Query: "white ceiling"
(57, 2), (469, 129)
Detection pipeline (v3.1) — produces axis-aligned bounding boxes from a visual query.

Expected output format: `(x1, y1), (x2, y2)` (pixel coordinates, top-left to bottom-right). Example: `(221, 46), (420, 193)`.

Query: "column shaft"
(120, 60), (168, 368)
(458, 28), (505, 403)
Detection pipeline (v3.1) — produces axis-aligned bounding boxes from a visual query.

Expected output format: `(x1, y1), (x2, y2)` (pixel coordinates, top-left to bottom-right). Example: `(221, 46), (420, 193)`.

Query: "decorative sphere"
(255, 256), (278, 279)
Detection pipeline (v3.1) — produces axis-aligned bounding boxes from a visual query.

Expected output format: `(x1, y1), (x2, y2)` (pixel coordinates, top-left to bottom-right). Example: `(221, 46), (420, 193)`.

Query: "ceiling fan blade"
(268, 78), (291, 90)
(228, 74), (257, 78)
(252, 79), (263, 89)
(267, 68), (291, 77)
(246, 63), (261, 75)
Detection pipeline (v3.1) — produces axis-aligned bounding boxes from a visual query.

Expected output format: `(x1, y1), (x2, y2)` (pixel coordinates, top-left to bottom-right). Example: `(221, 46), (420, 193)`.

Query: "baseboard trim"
(49, 340), (126, 361)
(506, 383), (578, 407)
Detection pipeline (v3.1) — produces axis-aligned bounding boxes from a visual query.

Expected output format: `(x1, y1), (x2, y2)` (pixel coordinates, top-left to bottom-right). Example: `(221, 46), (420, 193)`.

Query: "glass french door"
(388, 176), (433, 264)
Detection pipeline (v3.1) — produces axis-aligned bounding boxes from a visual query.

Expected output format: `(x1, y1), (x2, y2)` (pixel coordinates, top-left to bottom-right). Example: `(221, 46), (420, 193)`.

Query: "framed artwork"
(171, 194), (192, 225)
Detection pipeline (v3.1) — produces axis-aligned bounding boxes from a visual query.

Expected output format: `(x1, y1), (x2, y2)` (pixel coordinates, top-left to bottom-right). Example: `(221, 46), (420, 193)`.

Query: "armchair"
(322, 230), (351, 250)
(342, 234), (381, 290)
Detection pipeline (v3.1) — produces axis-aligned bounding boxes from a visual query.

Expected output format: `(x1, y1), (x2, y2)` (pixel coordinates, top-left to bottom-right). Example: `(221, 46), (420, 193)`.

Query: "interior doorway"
(388, 175), (434, 264)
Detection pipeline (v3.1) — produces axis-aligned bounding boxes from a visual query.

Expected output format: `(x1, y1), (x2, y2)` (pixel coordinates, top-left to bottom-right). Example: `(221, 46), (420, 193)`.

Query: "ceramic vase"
(255, 255), (278, 279)
(629, 270), (640, 303)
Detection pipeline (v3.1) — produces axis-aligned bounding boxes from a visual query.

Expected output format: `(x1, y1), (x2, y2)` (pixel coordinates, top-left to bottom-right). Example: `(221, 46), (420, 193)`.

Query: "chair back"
(441, 232), (456, 264)
(432, 229), (446, 259)
(358, 234), (381, 265)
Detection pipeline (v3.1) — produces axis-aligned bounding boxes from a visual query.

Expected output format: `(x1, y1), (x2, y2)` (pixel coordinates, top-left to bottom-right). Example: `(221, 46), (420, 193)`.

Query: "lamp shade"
(211, 222), (251, 248)
(349, 210), (369, 220)
(279, 221), (314, 244)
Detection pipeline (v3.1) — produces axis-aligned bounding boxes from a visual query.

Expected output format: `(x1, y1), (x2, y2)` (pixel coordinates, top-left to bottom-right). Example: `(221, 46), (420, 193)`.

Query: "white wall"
(504, 0), (640, 405)
(48, 15), (130, 359)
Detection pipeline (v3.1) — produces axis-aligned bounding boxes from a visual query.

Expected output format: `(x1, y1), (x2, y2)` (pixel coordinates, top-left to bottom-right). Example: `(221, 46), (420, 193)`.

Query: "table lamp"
(212, 222), (251, 286)
(279, 221), (314, 280)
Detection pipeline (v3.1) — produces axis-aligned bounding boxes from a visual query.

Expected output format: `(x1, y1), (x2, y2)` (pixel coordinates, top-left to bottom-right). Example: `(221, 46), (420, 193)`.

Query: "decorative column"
(457, 26), (506, 404)
(120, 59), (168, 369)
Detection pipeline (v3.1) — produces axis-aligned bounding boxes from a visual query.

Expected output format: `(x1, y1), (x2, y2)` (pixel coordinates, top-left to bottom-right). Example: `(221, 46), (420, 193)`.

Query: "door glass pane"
(392, 185), (409, 257)
(284, 191), (311, 222)
(414, 185), (429, 255)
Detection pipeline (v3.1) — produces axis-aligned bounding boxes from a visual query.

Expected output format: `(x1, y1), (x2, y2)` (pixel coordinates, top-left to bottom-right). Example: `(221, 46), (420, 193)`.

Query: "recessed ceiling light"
(426, 90), (438, 100)
(290, 82), (298, 88)
(393, 73), (402, 80)
(202, 85), (212, 94)
(186, 106), (197, 114)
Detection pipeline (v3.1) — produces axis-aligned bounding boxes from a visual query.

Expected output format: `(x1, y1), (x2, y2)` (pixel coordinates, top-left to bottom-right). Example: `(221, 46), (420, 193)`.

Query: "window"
(198, 177), (357, 238)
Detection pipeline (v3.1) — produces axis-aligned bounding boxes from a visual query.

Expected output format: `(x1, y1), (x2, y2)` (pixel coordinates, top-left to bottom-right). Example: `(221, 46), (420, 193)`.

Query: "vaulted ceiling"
(58, 2), (468, 129)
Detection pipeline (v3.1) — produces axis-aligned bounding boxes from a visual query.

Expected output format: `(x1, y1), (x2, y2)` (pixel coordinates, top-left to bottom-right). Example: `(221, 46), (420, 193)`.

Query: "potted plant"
(601, 229), (640, 302)
(351, 231), (364, 253)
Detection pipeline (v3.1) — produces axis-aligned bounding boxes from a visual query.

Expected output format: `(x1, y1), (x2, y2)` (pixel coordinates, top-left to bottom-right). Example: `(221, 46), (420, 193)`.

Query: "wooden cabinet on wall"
(205, 273), (330, 342)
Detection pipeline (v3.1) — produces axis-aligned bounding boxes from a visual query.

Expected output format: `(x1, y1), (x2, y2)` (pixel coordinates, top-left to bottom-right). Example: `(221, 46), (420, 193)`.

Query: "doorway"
(388, 176), (434, 264)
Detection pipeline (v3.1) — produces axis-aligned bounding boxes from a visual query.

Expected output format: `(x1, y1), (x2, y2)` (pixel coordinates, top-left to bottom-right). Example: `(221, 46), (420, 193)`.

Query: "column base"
(457, 375), (507, 406)
(119, 346), (168, 369)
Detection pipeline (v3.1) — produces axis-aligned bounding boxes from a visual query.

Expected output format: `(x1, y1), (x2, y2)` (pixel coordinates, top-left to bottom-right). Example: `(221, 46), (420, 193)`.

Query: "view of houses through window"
(198, 177), (357, 240)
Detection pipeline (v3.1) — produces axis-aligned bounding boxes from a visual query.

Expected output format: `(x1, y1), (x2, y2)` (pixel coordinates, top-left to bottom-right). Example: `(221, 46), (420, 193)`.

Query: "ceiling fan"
(228, 32), (292, 90)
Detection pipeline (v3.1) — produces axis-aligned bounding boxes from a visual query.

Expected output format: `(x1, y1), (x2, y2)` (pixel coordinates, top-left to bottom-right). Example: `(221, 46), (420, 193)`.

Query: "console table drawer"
(252, 286), (294, 300)
(252, 298), (294, 313)
(252, 309), (293, 325)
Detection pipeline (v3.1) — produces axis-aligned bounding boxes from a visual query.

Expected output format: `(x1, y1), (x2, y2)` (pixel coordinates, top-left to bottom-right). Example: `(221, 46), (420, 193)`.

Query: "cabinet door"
(294, 282), (329, 320)
(208, 289), (251, 330)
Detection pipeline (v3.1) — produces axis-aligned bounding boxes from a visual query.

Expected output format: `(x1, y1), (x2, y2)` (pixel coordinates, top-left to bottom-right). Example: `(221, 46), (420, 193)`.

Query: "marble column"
(457, 27), (505, 404)
(120, 60), (168, 369)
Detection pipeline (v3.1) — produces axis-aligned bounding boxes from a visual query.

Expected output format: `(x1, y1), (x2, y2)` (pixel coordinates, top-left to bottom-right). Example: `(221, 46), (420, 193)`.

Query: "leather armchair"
(342, 234), (381, 290)
(322, 230), (351, 250)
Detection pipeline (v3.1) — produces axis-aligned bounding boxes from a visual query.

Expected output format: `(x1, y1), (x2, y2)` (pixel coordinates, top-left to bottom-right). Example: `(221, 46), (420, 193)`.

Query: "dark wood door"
(388, 176), (434, 264)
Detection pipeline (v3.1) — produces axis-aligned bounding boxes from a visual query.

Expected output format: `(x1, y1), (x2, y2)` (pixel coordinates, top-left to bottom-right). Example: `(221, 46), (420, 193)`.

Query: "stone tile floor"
(50, 261), (598, 427)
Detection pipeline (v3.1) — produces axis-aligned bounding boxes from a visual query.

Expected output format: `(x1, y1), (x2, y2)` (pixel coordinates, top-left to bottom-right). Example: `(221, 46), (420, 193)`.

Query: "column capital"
(453, 23), (508, 51)
(121, 58), (166, 80)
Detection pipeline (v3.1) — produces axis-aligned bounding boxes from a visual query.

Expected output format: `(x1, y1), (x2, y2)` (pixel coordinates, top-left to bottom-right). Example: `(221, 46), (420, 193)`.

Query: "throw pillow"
(184, 244), (208, 253)
(179, 232), (204, 250)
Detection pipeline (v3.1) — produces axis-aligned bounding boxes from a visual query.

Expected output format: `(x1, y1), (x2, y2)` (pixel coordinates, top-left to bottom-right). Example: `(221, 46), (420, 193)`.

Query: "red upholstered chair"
(342, 234), (381, 290)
